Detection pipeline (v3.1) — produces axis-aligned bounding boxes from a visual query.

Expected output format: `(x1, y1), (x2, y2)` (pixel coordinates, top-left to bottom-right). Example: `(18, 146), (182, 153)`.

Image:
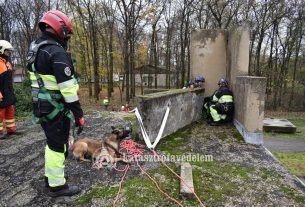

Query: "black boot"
(45, 176), (50, 188)
(6, 131), (23, 136)
(49, 184), (81, 197)
(209, 121), (222, 126)
(0, 134), (7, 140)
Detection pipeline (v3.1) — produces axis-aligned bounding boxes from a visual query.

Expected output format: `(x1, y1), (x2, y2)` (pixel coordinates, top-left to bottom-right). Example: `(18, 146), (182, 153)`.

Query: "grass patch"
(157, 124), (196, 155)
(273, 152), (305, 176)
(75, 161), (259, 206)
(76, 186), (116, 206)
(280, 185), (305, 204)
(15, 111), (32, 121)
(229, 128), (244, 143)
(191, 161), (255, 204)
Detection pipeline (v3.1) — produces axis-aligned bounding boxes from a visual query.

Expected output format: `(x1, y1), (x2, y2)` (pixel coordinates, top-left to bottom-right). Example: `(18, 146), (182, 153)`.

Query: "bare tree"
(115, 0), (149, 101)
(0, 1), (13, 40)
(67, 0), (100, 101)
(147, 0), (166, 88)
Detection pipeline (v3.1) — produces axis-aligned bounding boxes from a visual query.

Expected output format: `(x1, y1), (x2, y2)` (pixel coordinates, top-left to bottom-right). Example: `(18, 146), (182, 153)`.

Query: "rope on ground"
(112, 164), (130, 207)
(152, 149), (206, 207)
(135, 156), (185, 207)
(102, 139), (205, 207)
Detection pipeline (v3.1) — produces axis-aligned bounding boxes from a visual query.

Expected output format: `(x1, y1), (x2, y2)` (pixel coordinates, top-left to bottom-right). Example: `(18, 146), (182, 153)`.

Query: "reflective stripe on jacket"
(212, 86), (233, 104)
(29, 71), (79, 103)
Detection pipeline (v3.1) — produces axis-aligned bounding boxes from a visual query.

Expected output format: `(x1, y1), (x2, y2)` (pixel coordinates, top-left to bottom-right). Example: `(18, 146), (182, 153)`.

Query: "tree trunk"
(108, 28), (114, 98)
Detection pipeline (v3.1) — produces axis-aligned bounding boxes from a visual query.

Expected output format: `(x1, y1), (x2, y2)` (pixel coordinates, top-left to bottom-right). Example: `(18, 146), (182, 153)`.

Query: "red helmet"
(38, 10), (73, 40)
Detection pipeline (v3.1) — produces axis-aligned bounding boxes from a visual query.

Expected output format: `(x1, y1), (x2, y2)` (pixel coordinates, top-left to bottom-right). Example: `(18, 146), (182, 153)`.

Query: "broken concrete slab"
(180, 162), (195, 199)
(263, 118), (296, 133)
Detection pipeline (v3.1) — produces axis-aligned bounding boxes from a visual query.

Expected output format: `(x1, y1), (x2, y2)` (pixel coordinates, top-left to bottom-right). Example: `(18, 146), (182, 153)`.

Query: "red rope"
(135, 157), (184, 207)
(111, 139), (205, 207)
(152, 150), (206, 207)
(112, 164), (130, 207)
(112, 162), (129, 172)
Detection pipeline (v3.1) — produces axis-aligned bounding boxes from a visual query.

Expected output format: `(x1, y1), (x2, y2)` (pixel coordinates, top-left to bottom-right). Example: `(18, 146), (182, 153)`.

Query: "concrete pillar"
(234, 76), (266, 144)
(191, 30), (227, 96)
(227, 26), (250, 87)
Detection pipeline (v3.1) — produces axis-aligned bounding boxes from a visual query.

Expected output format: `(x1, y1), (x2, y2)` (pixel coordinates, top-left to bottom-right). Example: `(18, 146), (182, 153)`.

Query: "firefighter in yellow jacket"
(204, 79), (234, 126)
(26, 10), (84, 197)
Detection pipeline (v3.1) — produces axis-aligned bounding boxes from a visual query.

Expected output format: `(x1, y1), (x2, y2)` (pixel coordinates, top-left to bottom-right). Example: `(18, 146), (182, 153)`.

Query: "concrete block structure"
(136, 27), (266, 145)
(191, 30), (227, 96)
(191, 27), (266, 145)
(234, 76), (266, 144)
(263, 118), (296, 133)
(137, 88), (204, 141)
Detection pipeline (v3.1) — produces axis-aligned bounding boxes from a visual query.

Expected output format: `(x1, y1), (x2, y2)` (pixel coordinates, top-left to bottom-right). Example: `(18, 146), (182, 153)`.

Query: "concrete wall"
(191, 30), (227, 96)
(227, 28), (267, 145)
(234, 76), (266, 144)
(143, 89), (169, 95)
(227, 26), (250, 86)
(137, 88), (204, 142)
(191, 27), (266, 145)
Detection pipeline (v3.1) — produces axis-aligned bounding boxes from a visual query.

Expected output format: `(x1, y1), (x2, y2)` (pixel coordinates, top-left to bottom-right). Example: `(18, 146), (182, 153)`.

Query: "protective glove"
(76, 116), (85, 135)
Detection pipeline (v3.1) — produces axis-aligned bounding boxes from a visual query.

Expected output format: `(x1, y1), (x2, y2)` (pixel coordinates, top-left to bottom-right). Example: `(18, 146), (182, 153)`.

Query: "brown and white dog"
(69, 127), (129, 164)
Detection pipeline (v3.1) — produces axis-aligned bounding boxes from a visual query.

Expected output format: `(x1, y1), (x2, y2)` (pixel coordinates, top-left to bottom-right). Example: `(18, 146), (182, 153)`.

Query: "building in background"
(133, 64), (175, 88)
(13, 66), (25, 83)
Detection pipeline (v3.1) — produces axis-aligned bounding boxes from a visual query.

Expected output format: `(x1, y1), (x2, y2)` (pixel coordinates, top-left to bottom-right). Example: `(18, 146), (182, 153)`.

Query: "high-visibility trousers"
(45, 144), (66, 187)
(42, 112), (70, 188)
(0, 105), (16, 134)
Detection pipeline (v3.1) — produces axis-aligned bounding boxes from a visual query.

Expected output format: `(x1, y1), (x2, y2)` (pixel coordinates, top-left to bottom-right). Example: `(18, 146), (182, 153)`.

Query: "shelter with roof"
(133, 64), (175, 87)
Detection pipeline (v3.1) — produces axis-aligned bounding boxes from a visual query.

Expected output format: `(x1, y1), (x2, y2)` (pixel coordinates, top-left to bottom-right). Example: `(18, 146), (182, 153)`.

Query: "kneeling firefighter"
(26, 10), (84, 197)
(204, 78), (234, 126)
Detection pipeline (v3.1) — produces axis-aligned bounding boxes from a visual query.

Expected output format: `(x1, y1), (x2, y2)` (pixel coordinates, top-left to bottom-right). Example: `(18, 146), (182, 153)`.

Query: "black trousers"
(41, 112), (70, 155)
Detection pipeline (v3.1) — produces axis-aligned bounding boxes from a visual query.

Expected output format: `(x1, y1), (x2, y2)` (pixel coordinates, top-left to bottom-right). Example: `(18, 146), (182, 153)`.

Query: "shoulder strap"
(26, 39), (62, 68)
(28, 40), (74, 125)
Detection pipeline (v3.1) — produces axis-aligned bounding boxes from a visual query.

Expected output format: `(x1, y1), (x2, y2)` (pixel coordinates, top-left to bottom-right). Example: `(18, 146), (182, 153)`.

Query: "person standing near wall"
(0, 40), (20, 139)
(27, 10), (84, 197)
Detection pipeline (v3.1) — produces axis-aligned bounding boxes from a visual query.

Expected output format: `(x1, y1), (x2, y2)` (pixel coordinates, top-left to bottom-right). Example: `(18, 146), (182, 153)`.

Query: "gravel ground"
(0, 111), (156, 207)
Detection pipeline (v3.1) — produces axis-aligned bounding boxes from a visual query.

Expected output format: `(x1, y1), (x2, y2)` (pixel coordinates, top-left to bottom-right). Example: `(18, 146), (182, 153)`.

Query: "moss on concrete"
(157, 123), (197, 155)
(280, 185), (305, 204)
(76, 161), (288, 207)
(232, 129), (244, 143)
(76, 186), (116, 206)
(74, 115), (304, 206)
(137, 88), (204, 101)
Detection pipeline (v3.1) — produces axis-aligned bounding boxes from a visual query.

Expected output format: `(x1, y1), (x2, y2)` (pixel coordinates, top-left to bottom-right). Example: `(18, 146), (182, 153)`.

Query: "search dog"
(69, 127), (129, 165)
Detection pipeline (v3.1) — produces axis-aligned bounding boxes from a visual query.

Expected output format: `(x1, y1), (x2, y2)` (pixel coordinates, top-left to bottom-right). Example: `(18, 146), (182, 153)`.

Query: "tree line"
(0, 0), (304, 110)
